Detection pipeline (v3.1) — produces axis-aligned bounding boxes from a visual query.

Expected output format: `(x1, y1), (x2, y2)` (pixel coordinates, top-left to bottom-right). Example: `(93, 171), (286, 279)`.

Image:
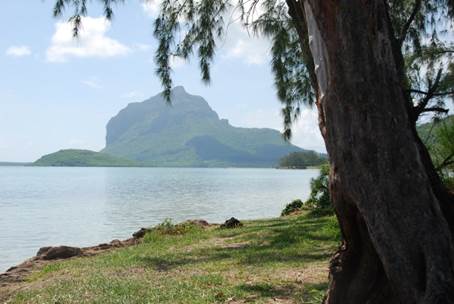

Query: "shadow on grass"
(301, 282), (328, 303)
(236, 282), (296, 298)
(137, 214), (339, 272)
(139, 252), (232, 271)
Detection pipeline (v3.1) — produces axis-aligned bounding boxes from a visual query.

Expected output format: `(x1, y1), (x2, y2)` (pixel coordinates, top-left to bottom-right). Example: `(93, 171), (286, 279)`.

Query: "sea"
(0, 167), (319, 272)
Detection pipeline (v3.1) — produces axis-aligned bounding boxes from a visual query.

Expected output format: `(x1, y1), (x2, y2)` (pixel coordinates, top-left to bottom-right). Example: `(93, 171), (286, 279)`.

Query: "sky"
(0, 0), (325, 162)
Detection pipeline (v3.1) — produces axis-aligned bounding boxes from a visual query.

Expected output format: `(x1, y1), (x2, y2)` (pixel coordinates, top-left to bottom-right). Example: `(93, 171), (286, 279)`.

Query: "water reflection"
(0, 167), (318, 272)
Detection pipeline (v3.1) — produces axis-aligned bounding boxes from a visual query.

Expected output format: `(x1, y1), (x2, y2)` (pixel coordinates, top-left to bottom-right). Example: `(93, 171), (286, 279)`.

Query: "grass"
(5, 213), (340, 304)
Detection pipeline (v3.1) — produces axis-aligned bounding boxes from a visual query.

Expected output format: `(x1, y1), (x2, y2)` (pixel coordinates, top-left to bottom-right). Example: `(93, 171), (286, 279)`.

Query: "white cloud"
(6, 46), (32, 57)
(46, 17), (130, 62)
(226, 36), (269, 65)
(142, 1), (161, 17)
(142, 1), (269, 65)
(81, 78), (102, 89)
(219, 2), (270, 65)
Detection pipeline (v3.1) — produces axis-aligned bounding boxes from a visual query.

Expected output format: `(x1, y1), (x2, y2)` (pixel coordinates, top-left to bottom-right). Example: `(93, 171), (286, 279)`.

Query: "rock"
(36, 247), (52, 256)
(97, 243), (111, 250)
(38, 246), (82, 260)
(121, 239), (136, 246)
(5, 266), (17, 273)
(110, 239), (123, 247)
(132, 228), (151, 239)
(185, 219), (210, 227)
(220, 217), (243, 229)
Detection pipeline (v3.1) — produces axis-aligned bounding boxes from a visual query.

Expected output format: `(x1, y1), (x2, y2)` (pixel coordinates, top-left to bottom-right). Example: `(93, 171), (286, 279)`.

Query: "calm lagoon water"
(0, 167), (318, 272)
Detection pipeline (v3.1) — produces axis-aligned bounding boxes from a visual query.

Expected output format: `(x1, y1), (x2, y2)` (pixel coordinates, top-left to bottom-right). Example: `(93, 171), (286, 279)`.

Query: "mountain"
(33, 149), (137, 167)
(102, 86), (303, 167)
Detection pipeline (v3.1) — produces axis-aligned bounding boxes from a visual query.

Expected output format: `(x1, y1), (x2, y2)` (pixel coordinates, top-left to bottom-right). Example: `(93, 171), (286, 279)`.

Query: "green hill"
(33, 149), (137, 167)
(278, 151), (328, 169)
(102, 86), (303, 167)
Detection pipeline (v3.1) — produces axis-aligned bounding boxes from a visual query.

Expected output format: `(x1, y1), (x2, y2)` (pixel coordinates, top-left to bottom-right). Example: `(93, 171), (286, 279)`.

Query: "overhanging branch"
(409, 89), (454, 96)
(412, 69), (443, 120)
(420, 107), (449, 115)
(436, 153), (454, 171)
(398, 0), (422, 47)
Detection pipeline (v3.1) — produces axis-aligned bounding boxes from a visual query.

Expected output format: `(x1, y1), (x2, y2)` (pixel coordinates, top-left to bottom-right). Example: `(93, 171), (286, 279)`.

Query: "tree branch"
(420, 107), (449, 114)
(286, 0), (318, 96)
(409, 89), (454, 96)
(398, 0), (422, 46)
(423, 48), (454, 56)
(412, 69), (443, 120)
(436, 153), (454, 171)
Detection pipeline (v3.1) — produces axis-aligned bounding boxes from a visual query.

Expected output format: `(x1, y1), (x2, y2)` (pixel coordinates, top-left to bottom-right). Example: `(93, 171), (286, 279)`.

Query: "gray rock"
(38, 246), (82, 260)
(133, 228), (151, 239)
(220, 217), (243, 229)
(36, 246), (52, 256)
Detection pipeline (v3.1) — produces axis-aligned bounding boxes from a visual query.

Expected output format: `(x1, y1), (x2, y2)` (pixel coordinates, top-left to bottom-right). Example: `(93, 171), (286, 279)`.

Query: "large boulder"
(132, 228), (151, 239)
(37, 246), (82, 260)
(220, 217), (243, 229)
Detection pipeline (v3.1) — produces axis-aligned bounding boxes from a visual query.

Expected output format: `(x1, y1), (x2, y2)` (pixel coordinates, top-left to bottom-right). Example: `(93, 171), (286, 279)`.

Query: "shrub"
(281, 199), (304, 216)
(281, 164), (334, 217)
(153, 218), (201, 235)
(305, 164), (333, 214)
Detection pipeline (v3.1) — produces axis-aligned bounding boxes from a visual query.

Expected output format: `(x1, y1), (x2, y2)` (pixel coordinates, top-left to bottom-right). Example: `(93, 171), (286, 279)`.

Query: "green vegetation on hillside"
(5, 214), (340, 304)
(417, 116), (454, 145)
(33, 149), (137, 167)
(418, 115), (454, 189)
(278, 151), (327, 169)
(103, 86), (303, 167)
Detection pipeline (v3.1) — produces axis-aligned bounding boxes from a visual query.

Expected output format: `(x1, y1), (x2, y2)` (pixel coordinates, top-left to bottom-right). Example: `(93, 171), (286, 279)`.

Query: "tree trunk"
(287, 0), (454, 303)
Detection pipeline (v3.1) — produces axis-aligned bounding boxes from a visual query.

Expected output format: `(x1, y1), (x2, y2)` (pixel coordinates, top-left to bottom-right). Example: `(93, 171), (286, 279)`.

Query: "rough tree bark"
(286, 0), (454, 303)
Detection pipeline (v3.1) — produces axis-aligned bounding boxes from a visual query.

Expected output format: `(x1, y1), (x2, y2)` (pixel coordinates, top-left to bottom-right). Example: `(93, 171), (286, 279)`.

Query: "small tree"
(305, 164), (331, 214)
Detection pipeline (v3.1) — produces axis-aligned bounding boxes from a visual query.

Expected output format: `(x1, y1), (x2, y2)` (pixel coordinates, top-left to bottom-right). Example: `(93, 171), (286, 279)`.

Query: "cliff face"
(103, 86), (303, 167)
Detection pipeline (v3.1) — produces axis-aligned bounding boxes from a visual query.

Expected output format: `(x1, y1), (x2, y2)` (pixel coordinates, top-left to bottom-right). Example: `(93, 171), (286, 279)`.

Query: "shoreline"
(0, 220), (214, 288)
(1, 214), (338, 303)
(0, 228), (142, 284)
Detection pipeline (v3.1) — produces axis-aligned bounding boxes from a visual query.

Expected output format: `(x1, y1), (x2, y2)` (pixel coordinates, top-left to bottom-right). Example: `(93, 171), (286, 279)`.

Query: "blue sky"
(0, 0), (324, 162)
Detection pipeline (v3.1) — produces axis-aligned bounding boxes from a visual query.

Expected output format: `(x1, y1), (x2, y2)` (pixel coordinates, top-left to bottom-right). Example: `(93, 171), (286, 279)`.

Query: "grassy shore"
(4, 213), (340, 304)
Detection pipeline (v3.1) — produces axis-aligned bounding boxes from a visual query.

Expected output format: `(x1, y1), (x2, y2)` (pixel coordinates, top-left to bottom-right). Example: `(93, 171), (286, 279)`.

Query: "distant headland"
(29, 87), (322, 168)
